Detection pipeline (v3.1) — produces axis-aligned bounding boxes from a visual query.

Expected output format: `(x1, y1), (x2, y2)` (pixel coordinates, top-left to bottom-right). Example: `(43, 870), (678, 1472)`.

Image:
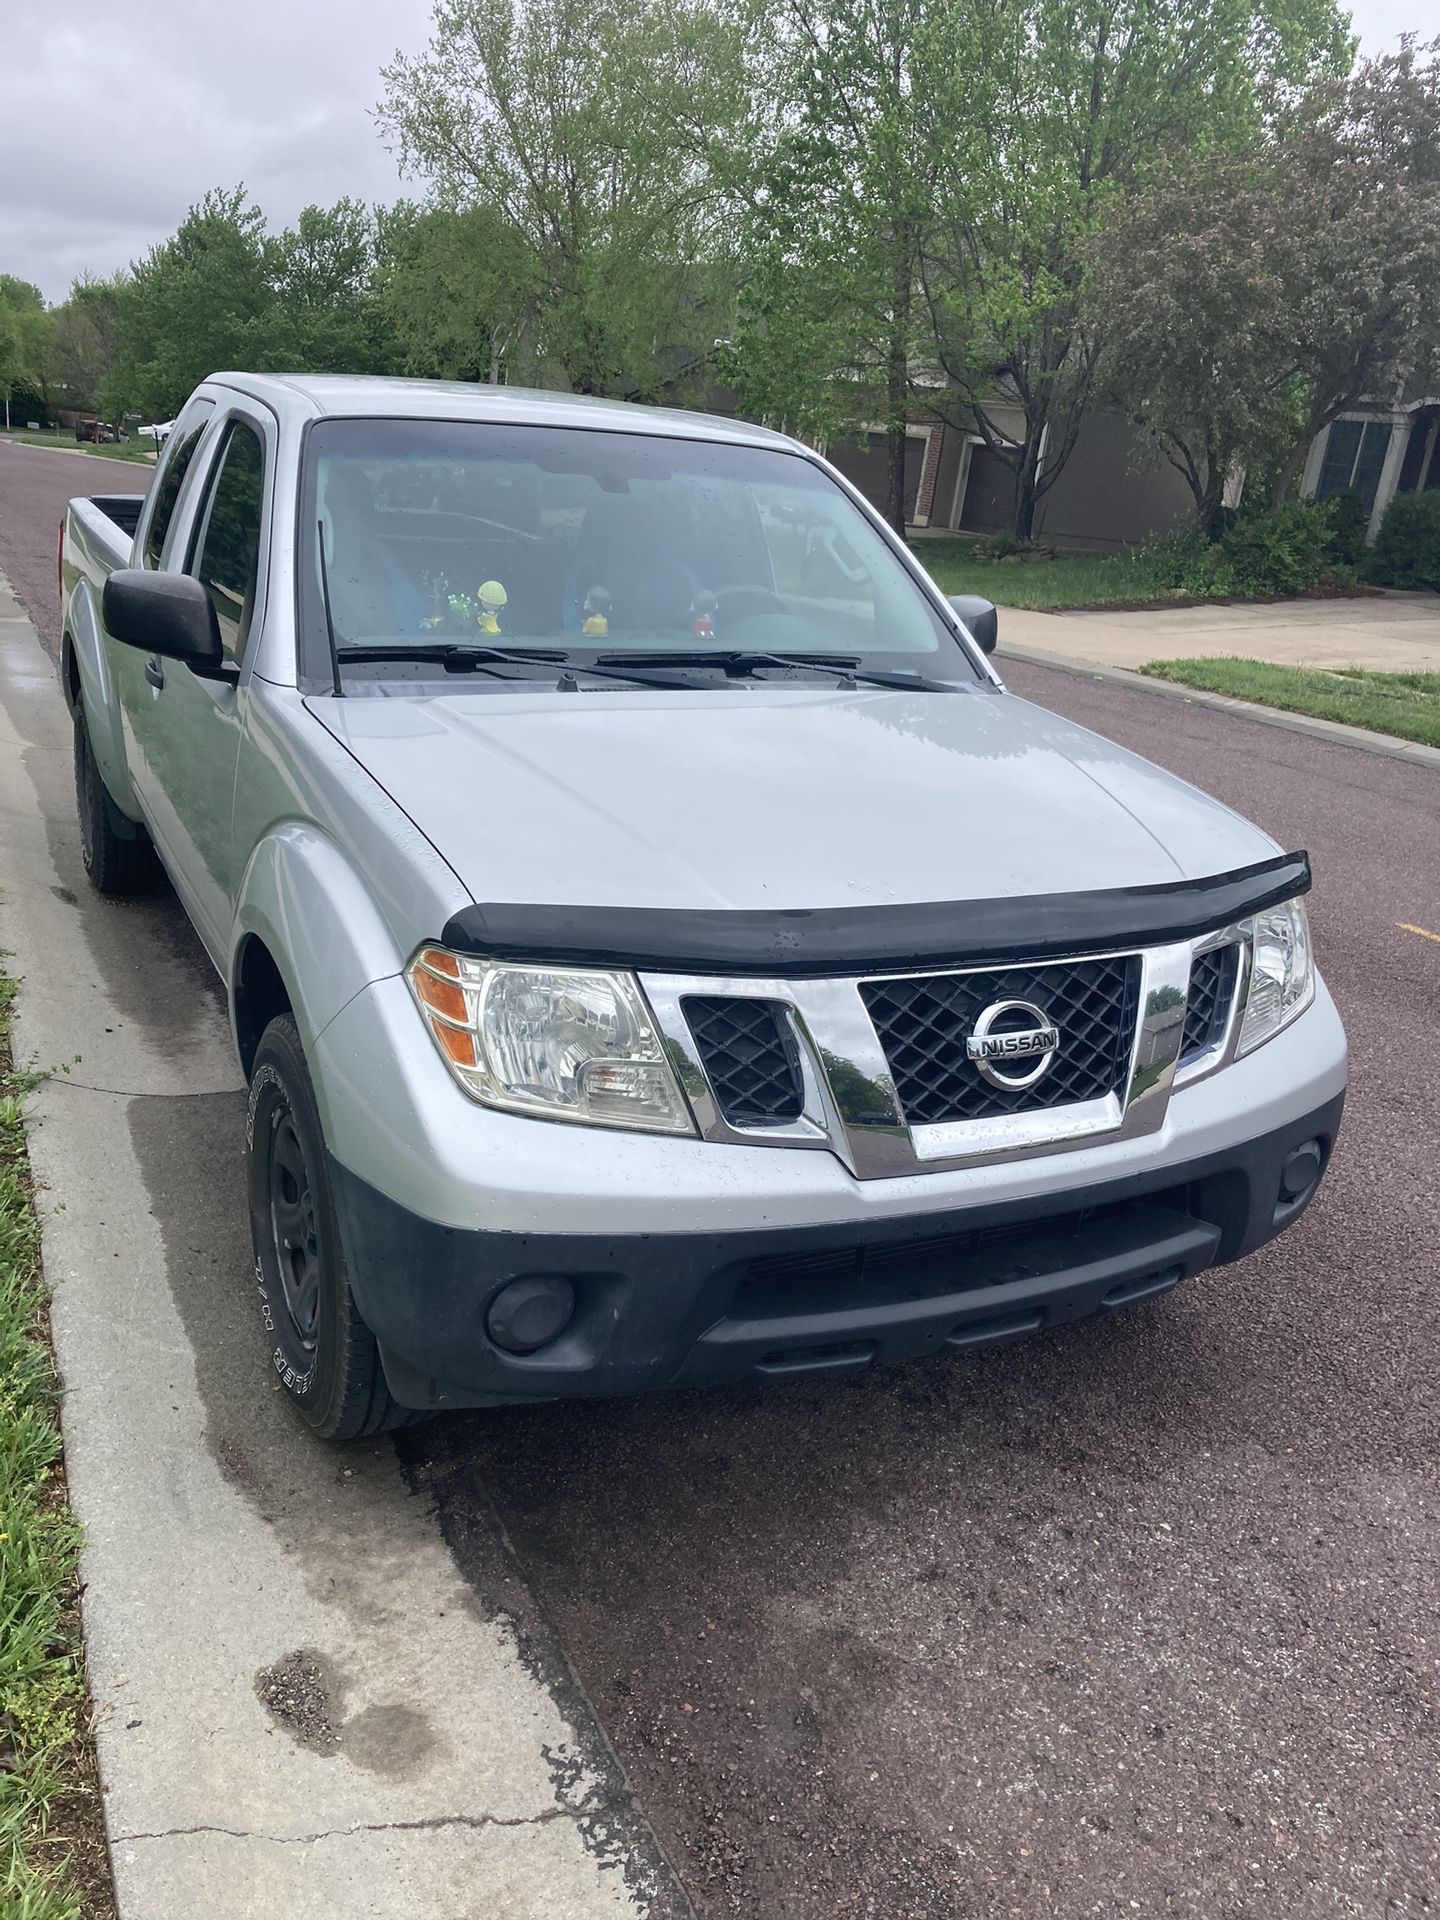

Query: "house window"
(1316, 419), (1392, 511)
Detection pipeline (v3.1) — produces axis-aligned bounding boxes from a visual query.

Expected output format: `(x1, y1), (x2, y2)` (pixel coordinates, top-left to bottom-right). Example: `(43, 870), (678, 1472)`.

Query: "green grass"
(0, 429), (156, 466)
(915, 540), (1200, 610)
(0, 972), (110, 1920)
(1140, 658), (1440, 750)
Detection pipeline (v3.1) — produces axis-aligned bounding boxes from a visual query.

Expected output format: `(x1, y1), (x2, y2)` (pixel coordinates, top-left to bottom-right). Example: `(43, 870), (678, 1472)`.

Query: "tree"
(377, 202), (539, 384)
(727, 0), (962, 538)
(376, 0), (750, 397)
(0, 275), (50, 429)
(1270, 36), (1440, 495)
(49, 274), (126, 415)
(104, 188), (400, 419)
(269, 199), (399, 375)
(918, 0), (1352, 541)
(1088, 156), (1301, 537)
(105, 188), (276, 419)
(1089, 37), (1440, 531)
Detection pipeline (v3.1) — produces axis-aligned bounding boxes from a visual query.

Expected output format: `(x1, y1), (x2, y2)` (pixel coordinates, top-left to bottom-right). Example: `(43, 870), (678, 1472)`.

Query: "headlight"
(1237, 898), (1314, 1054)
(407, 947), (695, 1135)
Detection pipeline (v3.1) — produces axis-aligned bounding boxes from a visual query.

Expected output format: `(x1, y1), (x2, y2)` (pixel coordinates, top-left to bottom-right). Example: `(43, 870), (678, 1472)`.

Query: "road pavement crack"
(117, 1806), (590, 1846)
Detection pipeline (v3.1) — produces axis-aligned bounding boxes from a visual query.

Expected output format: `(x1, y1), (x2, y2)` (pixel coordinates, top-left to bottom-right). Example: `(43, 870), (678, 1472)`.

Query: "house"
(1300, 386), (1440, 537)
(822, 408), (1196, 550)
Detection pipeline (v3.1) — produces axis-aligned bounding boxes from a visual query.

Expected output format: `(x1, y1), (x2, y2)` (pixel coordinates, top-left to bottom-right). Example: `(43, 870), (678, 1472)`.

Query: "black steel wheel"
(246, 1013), (412, 1440)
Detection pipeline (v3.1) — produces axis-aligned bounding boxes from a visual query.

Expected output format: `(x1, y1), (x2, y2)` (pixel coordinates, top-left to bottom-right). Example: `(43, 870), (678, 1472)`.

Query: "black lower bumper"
(331, 1092), (1343, 1412)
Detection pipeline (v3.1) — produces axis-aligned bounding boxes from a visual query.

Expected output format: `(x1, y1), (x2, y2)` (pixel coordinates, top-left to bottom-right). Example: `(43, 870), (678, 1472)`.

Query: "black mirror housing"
(103, 571), (227, 677)
(948, 593), (999, 655)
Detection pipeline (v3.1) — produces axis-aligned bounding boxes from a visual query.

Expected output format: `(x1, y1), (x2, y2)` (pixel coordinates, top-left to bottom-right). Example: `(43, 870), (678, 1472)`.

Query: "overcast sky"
(2, 0), (1426, 304)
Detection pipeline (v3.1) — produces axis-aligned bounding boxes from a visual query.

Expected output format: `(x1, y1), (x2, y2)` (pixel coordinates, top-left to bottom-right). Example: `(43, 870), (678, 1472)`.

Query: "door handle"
(145, 657), (165, 691)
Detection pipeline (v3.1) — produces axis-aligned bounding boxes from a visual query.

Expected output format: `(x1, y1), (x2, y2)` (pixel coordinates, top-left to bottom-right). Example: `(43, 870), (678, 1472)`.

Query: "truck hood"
(311, 685), (1278, 915)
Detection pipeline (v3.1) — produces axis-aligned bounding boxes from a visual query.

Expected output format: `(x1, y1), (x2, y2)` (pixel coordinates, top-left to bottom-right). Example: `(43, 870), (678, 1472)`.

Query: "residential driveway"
(1003, 594), (1440, 673)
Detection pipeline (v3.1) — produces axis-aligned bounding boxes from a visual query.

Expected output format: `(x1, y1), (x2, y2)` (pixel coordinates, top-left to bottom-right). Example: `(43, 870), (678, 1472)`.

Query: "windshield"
(296, 418), (978, 688)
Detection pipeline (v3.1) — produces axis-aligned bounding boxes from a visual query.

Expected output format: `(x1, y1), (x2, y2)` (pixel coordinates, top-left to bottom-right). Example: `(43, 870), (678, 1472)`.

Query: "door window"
(190, 421), (266, 663)
(142, 401), (214, 569)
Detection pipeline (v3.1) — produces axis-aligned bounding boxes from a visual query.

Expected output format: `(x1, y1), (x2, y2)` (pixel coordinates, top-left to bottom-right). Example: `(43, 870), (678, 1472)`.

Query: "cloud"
(1, 0), (435, 300)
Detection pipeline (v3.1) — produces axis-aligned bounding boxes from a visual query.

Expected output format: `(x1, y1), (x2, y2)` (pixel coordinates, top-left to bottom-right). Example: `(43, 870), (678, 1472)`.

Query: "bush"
(1221, 499), (1337, 596)
(1367, 490), (1440, 591)
(1136, 524), (1237, 596)
(1326, 488), (1370, 568)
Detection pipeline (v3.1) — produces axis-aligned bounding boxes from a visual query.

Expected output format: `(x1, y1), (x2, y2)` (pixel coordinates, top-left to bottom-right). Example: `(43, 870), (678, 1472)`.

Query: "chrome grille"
(684, 996), (804, 1127)
(861, 957), (1141, 1126)
(1181, 944), (1239, 1061)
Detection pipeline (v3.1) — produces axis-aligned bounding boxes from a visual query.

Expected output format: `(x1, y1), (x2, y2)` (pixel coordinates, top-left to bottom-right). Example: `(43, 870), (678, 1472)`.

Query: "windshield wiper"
(594, 649), (956, 691)
(332, 643), (686, 690)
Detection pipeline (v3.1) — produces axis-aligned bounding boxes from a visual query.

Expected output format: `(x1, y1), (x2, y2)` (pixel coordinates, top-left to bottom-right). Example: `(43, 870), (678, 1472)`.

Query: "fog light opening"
(485, 1276), (576, 1355)
(1278, 1139), (1323, 1205)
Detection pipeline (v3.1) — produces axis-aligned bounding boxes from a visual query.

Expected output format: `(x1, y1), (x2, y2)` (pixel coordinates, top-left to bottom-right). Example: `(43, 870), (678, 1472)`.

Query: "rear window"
(297, 417), (971, 686)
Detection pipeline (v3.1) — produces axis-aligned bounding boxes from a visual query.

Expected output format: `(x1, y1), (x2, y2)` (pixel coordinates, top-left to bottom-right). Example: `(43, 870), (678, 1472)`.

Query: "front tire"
(246, 1014), (411, 1440)
(74, 707), (157, 896)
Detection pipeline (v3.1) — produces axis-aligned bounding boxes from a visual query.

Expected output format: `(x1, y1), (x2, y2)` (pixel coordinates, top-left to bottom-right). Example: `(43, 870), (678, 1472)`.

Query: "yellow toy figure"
(581, 586), (611, 636)
(477, 579), (507, 635)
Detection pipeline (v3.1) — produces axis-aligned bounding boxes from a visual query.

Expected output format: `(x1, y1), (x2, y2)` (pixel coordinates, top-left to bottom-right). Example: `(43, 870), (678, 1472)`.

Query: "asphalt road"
(7, 438), (1439, 1920)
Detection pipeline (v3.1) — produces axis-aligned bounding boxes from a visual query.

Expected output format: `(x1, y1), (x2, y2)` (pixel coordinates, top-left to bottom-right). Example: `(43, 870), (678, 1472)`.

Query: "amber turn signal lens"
(418, 945), (461, 980)
(414, 967), (468, 1024)
(433, 1020), (478, 1068)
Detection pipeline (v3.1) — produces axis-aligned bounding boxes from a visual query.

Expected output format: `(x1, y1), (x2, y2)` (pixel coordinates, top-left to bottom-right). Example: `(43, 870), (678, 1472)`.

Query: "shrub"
(1221, 499), (1336, 595)
(1326, 488), (1370, 568)
(1367, 490), (1440, 591)
(1135, 524), (1237, 596)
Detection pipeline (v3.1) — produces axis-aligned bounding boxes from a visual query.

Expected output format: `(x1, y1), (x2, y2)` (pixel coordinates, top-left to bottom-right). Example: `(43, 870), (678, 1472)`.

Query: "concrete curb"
(0, 437), (155, 470)
(1004, 643), (1440, 772)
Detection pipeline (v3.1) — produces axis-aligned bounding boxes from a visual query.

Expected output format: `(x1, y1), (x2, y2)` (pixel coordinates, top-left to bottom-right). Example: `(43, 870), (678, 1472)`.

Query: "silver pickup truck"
(59, 373), (1346, 1440)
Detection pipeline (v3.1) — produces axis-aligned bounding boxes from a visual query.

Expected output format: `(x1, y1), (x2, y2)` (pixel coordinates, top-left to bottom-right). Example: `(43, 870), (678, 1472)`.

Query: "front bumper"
(332, 1088), (1344, 1411)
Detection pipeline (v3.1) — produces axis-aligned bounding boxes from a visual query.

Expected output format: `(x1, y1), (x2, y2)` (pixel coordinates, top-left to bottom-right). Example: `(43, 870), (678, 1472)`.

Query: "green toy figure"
(477, 580), (507, 634)
(582, 586), (611, 636)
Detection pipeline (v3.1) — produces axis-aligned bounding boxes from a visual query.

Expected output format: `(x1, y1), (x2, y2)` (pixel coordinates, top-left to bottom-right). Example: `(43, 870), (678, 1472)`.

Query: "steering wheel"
(713, 583), (787, 624)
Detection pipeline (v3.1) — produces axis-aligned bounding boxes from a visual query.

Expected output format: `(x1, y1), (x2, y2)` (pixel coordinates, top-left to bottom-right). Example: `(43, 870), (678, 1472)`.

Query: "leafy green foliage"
(0, 276), (51, 428)
(1090, 39), (1440, 515)
(103, 188), (398, 421)
(377, 0), (749, 397)
(1222, 498), (1339, 594)
(922, 0), (1351, 540)
(1367, 490), (1440, 591)
(1326, 487), (1370, 567)
(0, 975), (98, 1920)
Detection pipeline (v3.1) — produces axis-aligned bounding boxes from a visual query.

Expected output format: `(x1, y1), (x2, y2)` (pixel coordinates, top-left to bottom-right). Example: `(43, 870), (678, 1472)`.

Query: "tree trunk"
(884, 244), (912, 542)
(1271, 426), (1317, 503)
(1010, 427), (1044, 543)
(1200, 468), (1228, 543)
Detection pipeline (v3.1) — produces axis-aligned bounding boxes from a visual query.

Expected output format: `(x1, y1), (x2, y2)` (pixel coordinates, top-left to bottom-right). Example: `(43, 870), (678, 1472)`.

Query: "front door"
(127, 413), (268, 964)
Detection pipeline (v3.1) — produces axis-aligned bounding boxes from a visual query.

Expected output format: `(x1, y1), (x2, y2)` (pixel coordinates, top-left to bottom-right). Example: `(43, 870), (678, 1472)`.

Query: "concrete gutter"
(1005, 642), (1440, 772)
(0, 577), (685, 1919)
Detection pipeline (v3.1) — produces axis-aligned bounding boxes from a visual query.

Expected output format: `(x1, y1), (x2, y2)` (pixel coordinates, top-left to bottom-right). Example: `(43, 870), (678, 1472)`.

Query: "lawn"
(915, 539), (1198, 610)
(0, 972), (113, 1920)
(0, 429), (157, 467)
(1140, 658), (1440, 750)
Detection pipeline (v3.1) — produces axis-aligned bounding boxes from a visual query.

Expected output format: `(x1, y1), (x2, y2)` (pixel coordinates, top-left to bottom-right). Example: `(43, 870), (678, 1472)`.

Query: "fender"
(64, 574), (144, 821)
(230, 823), (413, 1126)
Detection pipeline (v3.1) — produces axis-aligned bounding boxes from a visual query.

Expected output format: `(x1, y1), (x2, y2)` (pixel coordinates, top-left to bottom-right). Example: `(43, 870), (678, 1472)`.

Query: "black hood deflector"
(440, 851), (1311, 976)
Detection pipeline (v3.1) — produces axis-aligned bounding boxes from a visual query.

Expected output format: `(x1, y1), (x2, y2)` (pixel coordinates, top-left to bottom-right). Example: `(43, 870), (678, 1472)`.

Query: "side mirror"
(948, 593), (998, 655)
(103, 571), (228, 678)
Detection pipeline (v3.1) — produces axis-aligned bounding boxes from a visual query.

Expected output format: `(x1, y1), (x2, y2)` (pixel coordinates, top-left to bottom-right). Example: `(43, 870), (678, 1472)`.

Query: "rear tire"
(74, 707), (157, 896)
(246, 1014), (413, 1441)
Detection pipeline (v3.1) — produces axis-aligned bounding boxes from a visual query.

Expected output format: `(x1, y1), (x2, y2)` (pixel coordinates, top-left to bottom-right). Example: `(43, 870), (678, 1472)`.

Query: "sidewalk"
(0, 578), (680, 1919)
(996, 592), (1440, 673)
